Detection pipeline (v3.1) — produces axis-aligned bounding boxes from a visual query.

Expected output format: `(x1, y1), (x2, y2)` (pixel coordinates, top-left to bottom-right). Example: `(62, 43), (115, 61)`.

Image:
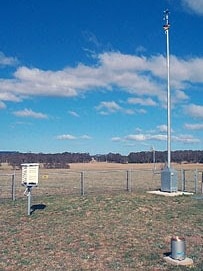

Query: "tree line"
(0, 150), (203, 169)
(95, 150), (203, 164)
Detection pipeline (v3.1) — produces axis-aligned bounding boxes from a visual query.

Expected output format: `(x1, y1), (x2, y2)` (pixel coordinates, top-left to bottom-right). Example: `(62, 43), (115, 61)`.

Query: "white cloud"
(13, 108), (48, 119)
(80, 135), (92, 139)
(185, 123), (203, 130)
(82, 31), (101, 48)
(99, 52), (147, 71)
(56, 134), (91, 140)
(125, 134), (147, 141)
(0, 92), (21, 102)
(0, 101), (6, 109)
(185, 104), (203, 119)
(124, 109), (135, 115)
(96, 100), (135, 115)
(0, 52), (163, 103)
(128, 97), (157, 106)
(118, 132), (199, 145)
(96, 101), (122, 113)
(149, 54), (203, 91)
(136, 108), (147, 114)
(56, 134), (76, 140)
(0, 51), (203, 109)
(135, 45), (147, 54)
(182, 0), (203, 15)
(68, 111), (79, 117)
(157, 124), (167, 133)
(124, 133), (167, 142)
(174, 90), (189, 101)
(112, 123), (200, 145)
(0, 52), (18, 66)
(150, 134), (167, 141)
(111, 137), (122, 142)
(173, 134), (200, 144)
(170, 56), (203, 84)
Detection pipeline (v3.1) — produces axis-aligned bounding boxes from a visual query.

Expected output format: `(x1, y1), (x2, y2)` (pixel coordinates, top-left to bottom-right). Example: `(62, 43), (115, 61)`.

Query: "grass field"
(0, 163), (203, 270)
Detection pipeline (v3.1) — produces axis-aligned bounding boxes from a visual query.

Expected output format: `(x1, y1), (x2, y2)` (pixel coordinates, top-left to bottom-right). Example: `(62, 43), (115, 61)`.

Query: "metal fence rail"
(0, 168), (203, 201)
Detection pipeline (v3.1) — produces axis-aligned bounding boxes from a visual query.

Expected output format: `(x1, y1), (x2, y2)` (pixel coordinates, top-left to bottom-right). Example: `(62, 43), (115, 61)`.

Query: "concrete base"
(163, 256), (194, 266)
(147, 190), (193, 197)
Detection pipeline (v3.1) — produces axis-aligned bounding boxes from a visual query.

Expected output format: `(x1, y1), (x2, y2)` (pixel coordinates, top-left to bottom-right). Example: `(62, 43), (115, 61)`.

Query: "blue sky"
(0, 0), (203, 155)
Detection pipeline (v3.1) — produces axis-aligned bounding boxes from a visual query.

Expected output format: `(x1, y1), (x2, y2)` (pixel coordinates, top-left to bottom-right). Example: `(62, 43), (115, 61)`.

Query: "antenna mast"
(163, 10), (171, 168)
(161, 10), (178, 193)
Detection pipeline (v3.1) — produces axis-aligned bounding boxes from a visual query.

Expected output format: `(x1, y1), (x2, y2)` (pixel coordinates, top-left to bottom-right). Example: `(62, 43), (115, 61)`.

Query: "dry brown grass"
(0, 191), (202, 270)
(0, 163), (203, 271)
(68, 162), (203, 171)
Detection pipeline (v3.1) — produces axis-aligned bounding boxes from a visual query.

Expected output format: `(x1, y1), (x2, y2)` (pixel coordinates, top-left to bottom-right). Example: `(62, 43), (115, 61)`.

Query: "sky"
(0, 0), (203, 155)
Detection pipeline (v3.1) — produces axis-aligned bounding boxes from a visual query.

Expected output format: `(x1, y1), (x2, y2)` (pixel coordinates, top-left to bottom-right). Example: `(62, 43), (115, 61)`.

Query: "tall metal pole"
(163, 10), (171, 169)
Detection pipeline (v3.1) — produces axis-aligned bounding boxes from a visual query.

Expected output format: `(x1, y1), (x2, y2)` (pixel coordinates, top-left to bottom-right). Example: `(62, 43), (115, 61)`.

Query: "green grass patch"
(0, 192), (202, 270)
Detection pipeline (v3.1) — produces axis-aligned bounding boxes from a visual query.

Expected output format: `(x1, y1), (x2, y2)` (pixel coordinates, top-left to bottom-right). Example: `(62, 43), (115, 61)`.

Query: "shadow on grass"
(163, 252), (171, 257)
(30, 204), (46, 214)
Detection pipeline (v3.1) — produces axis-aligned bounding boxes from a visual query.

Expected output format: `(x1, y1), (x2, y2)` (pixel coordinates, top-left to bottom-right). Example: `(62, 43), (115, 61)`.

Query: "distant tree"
(1, 150), (203, 166)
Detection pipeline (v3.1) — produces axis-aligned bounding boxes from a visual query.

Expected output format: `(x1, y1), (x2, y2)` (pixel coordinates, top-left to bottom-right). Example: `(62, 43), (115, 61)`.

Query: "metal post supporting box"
(161, 167), (178, 192)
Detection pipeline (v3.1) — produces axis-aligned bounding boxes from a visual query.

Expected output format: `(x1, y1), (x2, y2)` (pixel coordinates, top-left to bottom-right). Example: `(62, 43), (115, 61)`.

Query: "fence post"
(181, 169), (186, 192)
(126, 170), (132, 192)
(201, 172), (203, 194)
(11, 173), (16, 201)
(80, 171), (85, 196)
(194, 169), (198, 194)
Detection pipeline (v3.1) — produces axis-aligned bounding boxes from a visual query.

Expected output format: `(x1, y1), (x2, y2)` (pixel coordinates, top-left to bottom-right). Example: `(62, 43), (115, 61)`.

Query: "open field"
(67, 161), (203, 171)
(0, 163), (203, 270)
(1, 161), (203, 171)
(0, 191), (203, 270)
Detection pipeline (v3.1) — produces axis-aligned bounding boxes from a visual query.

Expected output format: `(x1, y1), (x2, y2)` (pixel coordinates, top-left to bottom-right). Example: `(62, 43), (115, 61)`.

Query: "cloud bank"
(13, 108), (48, 119)
(182, 0), (203, 15)
(0, 52), (203, 109)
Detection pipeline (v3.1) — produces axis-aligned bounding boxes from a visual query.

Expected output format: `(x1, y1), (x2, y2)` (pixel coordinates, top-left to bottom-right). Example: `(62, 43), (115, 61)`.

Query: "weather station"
(161, 10), (178, 192)
(21, 163), (39, 215)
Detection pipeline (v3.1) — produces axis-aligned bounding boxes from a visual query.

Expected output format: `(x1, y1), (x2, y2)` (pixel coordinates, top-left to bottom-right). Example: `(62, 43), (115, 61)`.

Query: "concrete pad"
(163, 256), (194, 266)
(147, 190), (193, 197)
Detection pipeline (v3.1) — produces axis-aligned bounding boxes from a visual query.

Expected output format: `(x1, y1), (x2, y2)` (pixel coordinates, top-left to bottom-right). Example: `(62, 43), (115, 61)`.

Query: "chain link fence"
(1, 167), (203, 202)
(0, 169), (203, 203)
